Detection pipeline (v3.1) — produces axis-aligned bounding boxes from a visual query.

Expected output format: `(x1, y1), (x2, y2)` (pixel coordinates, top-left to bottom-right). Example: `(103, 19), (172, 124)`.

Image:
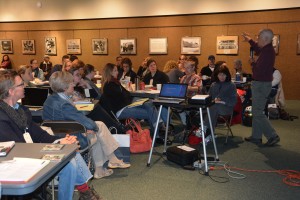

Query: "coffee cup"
(156, 84), (162, 91)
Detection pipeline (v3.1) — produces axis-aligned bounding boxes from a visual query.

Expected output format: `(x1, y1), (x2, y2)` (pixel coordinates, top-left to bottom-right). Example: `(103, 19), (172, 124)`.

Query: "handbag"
(110, 127), (130, 163)
(126, 118), (152, 153)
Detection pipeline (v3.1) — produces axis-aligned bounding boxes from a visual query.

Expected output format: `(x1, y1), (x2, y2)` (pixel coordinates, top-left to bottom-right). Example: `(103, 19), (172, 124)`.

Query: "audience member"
(43, 71), (130, 179)
(17, 65), (35, 87)
(39, 55), (52, 80)
(143, 59), (169, 86)
(178, 60), (203, 126)
(119, 57), (137, 83)
(63, 60), (73, 72)
(83, 64), (102, 100)
(101, 63), (168, 133)
(70, 55), (78, 62)
(51, 54), (70, 74)
(188, 55), (199, 74)
(0, 70), (100, 200)
(269, 67), (285, 108)
(1, 55), (12, 69)
(30, 59), (45, 81)
(68, 65), (127, 134)
(242, 29), (280, 146)
(115, 56), (123, 77)
(163, 60), (184, 83)
(200, 55), (216, 86)
(180, 59), (203, 97)
(203, 65), (237, 134)
(137, 57), (151, 80)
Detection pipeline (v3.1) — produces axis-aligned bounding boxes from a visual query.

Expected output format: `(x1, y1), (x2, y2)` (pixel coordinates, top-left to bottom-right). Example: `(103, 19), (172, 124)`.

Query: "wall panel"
(1, 8), (300, 99)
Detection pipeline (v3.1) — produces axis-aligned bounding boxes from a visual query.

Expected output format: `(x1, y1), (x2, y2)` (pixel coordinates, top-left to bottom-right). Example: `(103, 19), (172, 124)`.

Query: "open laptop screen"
(21, 87), (49, 107)
(159, 83), (188, 99)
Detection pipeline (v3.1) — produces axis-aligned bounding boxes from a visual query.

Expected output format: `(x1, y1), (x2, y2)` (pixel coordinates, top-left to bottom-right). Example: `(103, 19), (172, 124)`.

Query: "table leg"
(147, 105), (163, 166)
(163, 106), (171, 154)
(206, 107), (219, 161)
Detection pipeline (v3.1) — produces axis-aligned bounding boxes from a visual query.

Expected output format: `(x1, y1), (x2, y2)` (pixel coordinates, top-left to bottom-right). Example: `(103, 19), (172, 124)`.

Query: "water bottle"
(135, 77), (140, 90)
(236, 72), (241, 81)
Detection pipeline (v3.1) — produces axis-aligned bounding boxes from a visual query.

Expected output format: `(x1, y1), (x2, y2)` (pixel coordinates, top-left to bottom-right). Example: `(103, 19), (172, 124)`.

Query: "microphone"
(250, 47), (254, 58)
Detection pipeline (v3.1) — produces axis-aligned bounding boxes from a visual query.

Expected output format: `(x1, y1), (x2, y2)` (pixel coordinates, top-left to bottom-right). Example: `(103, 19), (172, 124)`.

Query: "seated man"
(43, 71), (130, 180)
(0, 70), (100, 200)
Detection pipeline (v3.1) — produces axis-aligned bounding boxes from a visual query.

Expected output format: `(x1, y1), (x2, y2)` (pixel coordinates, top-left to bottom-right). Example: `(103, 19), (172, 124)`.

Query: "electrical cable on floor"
(204, 161), (300, 187)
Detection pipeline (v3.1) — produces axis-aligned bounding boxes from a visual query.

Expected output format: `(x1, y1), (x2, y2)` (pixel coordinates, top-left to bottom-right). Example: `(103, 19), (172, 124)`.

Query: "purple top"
(249, 39), (275, 82)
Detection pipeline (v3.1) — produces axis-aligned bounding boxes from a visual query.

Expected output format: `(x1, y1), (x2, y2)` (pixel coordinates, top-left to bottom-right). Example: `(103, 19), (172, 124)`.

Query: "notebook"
(21, 87), (49, 110)
(153, 83), (188, 104)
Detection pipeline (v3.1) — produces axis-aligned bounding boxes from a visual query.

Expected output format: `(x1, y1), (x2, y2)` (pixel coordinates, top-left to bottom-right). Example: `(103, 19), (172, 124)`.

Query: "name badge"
(23, 132), (33, 143)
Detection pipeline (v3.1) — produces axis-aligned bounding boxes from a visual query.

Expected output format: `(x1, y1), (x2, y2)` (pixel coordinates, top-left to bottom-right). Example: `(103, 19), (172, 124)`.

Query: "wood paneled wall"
(1, 8), (300, 99)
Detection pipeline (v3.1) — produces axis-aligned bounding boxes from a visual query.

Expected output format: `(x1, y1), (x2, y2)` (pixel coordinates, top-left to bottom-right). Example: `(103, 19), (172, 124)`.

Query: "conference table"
(0, 143), (77, 198)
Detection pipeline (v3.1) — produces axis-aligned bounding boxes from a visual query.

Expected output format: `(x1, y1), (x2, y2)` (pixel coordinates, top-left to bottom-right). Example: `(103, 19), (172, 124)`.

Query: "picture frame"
(297, 34), (300, 55)
(181, 37), (201, 54)
(22, 40), (35, 54)
(66, 39), (81, 54)
(149, 38), (168, 54)
(44, 37), (57, 55)
(0, 40), (13, 54)
(92, 38), (108, 55)
(120, 38), (136, 55)
(216, 36), (238, 54)
(272, 34), (280, 55)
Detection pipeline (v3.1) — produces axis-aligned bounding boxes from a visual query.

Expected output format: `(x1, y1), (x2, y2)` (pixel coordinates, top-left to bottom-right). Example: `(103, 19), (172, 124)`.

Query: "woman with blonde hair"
(17, 65), (35, 87)
(163, 60), (184, 83)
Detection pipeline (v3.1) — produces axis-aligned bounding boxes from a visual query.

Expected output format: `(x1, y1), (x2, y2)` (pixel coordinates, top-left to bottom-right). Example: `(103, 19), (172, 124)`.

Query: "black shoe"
(244, 136), (262, 144)
(264, 135), (280, 147)
(155, 137), (173, 146)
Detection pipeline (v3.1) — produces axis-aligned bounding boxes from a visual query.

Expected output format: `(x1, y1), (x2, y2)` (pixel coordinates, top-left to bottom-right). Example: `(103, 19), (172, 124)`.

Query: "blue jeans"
(58, 153), (92, 200)
(251, 81), (277, 139)
(118, 101), (161, 129)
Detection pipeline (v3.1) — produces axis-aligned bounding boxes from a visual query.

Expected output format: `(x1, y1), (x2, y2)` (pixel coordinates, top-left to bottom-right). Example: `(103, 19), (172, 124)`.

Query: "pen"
(79, 105), (88, 108)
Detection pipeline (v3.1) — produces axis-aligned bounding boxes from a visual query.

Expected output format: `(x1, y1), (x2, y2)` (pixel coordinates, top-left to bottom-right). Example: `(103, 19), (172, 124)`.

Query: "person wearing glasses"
(0, 70), (101, 200)
(30, 59), (45, 81)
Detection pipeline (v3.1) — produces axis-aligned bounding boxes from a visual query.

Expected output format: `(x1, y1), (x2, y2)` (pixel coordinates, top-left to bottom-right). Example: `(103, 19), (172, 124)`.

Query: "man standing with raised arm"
(242, 29), (280, 146)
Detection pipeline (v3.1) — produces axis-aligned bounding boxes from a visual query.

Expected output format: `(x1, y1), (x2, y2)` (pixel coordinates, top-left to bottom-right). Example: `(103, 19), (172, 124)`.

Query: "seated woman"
(118, 57), (137, 84)
(69, 65), (127, 134)
(17, 65), (35, 87)
(203, 65), (237, 134)
(43, 71), (130, 180)
(143, 58), (169, 86)
(163, 60), (184, 83)
(100, 63), (167, 133)
(82, 64), (102, 100)
(0, 70), (100, 200)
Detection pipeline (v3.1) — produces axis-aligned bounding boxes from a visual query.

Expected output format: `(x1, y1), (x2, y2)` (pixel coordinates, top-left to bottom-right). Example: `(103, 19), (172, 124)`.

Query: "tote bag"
(126, 118), (152, 153)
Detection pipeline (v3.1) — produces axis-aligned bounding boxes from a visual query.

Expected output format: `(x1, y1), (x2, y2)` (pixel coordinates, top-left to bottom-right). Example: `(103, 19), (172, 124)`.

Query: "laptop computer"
(21, 87), (50, 110)
(153, 83), (188, 104)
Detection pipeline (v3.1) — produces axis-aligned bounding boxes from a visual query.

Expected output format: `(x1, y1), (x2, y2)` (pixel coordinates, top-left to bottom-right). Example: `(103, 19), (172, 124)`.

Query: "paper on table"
(75, 104), (94, 111)
(0, 157), (50, 182)
(191, 95), (210, 100)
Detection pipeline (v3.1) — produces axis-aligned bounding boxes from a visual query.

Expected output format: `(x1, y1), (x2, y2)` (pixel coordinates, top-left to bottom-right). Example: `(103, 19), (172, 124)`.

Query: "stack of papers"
(0, 157), (50, 182)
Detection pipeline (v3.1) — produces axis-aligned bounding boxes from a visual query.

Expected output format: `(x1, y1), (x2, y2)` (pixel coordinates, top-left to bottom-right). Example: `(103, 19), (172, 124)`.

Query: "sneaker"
(79, 187), (102, 200)
(94, 167), (113, 179)
(108, 160), (131, 169)
(264, 135), (280, 146)
(244, 136), (262, 144)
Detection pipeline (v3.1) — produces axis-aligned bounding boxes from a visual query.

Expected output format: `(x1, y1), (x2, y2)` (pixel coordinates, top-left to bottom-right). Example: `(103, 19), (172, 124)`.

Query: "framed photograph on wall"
(181, 37), (201, 54)
(297, 34), (300, 55)
(45, 37), (57, 55)
(149, 38), (168, 54)
(0, 40), (13, 54)
(120, 38), (136, 55)
(272, 34), (280, 55)
(92, 38), (108, 54)
(216, 36), (238, 54)
(66, 39), (81, 54)
(22, 40), (35, 54)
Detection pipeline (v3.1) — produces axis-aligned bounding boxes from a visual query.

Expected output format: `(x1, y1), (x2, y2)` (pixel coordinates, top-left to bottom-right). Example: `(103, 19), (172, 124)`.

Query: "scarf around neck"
(0, 100), (29, 131)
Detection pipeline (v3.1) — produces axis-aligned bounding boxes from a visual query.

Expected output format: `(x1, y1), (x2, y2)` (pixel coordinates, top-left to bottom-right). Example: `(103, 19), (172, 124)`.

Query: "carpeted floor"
(80, 100), (300, 200)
